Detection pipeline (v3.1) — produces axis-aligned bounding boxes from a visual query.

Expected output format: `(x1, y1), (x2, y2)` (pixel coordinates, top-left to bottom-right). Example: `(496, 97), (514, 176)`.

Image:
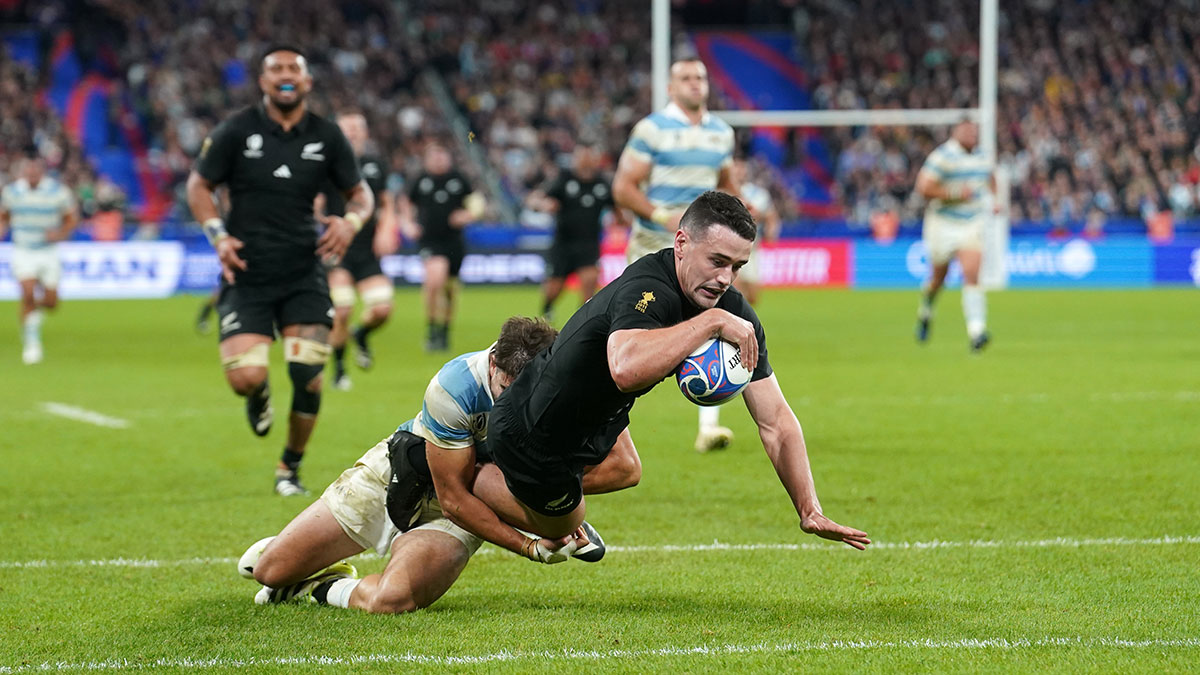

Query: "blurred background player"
(613, 58), (738, 453)
(400, 142), (485, 352)
(524, 140), (626, 320)
(914, 118), (994, 353)
(0, 150), (78, 365)
(730, 157), (781, 306)
(317, 111), (397, 391)
(186, 46), (373, 496)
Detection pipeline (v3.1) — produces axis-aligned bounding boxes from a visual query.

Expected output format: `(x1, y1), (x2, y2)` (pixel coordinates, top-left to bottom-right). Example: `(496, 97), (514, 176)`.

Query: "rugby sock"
(281, 447), (304, 473)
(698, 405), (720, 431)
(917, 283), (936, 320)
(962, 285), (987, 339)
(332, 346), (346, 376)
(22, 310), (42, 346)
(312, 577), (360, 608)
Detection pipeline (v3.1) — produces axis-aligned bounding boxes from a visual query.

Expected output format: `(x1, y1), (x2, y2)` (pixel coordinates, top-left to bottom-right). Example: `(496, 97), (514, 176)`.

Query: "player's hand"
(800, 513), (871, 550)
(521, 534), (579, 564)
(215, 235), (247, 284)
(706, 309), (758, 373)
(399, 219), (421, 243)
(316, 214), (356, 261)
(448, 208), (473, 228)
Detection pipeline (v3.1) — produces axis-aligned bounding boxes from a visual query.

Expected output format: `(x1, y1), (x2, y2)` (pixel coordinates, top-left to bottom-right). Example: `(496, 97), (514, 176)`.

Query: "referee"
(186, 45), (374, 496)
(525, 141), (626, 320)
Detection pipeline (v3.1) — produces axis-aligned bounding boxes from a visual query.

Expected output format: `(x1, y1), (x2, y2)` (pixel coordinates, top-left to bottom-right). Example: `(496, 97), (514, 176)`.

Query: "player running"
(186, 45), (374, 496)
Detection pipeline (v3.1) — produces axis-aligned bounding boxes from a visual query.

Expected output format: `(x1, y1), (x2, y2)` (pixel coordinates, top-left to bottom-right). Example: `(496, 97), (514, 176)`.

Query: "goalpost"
(652, 0), (1009, 289)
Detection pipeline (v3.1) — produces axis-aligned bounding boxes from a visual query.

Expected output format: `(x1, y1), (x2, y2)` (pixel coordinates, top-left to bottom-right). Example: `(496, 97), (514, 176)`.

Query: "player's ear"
(674, 228), (688, 258)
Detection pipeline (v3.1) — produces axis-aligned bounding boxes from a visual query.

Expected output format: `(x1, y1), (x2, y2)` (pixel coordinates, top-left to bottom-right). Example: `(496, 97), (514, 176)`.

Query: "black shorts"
(216, 269), (333, 340)
(420, 236), (465, 278)
(487, 394), (627, 517)
(546, 241), (600, 279)
(337, 245), (385, 283)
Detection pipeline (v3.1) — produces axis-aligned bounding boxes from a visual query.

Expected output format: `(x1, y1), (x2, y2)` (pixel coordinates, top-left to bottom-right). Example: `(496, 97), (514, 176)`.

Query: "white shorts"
(320, 439), (483, 557)
(922, 215), (984, 266)
(625, 224), (674, 263)
(11, 247), (62, 288)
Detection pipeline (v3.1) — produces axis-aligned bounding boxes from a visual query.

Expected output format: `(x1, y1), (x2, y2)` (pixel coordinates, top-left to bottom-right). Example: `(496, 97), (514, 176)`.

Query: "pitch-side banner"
(854, 237), (1154, 288)
(601, 241), (851, 287)
(0, 242), (184, 299)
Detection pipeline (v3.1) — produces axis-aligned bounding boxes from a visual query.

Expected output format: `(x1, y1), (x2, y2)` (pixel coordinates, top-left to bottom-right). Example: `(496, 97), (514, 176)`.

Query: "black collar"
(255, 102), (312, 136)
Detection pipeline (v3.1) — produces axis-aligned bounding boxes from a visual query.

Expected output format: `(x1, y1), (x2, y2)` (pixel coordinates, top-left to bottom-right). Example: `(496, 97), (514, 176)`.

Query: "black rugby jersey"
(503, 247), (771, 453)
(543, 170), (613, 243)
(407, 170), (472, 244)
(321, 154), (388, 258)
(196, 104), (361, 284)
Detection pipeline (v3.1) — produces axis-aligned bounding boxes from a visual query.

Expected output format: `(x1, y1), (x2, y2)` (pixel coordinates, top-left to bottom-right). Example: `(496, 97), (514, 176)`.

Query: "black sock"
(311, 579), (335, 605)
(542, 299), (553, 316)
(281, 447), (303, 473)
(333, 346), (345, 367)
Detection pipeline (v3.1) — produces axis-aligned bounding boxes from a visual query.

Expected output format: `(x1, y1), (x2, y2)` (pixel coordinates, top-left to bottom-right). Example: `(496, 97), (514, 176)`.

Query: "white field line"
(789, 390), (1200, 408)
(39, 402), (130, 429)
(3, 636), (1199, 672)
(2, 535), (1197, 570)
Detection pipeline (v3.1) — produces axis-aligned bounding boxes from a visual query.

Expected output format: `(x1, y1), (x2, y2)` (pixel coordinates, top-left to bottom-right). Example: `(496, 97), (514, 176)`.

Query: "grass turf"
(1, 286), (1197, 672)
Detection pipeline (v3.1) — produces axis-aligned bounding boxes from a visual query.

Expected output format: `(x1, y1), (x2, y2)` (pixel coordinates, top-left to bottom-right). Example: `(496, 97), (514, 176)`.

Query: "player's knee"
(285, 337), (330, 414)
(253, 551), (304, 588)
(365, 583), (420, 615)
(41, 295), (58, 310)
(617, 453), (642, 489)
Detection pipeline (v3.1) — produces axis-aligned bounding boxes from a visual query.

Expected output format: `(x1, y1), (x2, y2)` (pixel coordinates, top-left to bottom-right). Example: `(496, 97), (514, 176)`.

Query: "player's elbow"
(609, 361), (642, 393)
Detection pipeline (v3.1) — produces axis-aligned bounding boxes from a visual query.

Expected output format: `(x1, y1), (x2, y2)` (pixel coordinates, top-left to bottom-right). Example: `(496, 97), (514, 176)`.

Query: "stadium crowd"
(3, 0), (1200, 235)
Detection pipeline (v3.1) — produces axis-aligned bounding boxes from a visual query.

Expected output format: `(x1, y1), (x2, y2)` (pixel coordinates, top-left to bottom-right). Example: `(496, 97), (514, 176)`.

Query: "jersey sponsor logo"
(273, 164), (292, 179)
(300, 142), (325, 161)
(362, 162), (380, 177)
(566, 180), (580, 196)
(434, 190), (448, 204)
(446, 178), (463, 193)
(418, 177), (434, 193)
(244, 134), (264, 158)
(635, 291), (655, 313)
(581, 195), (595, 208)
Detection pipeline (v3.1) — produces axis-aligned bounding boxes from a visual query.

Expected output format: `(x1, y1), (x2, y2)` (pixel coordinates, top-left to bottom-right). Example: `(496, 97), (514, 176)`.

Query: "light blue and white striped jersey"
(919, 138), (991, 221)
(622, 102), (735, 232)
(1, 178), (74, 249)
(399, 347), (495, 451)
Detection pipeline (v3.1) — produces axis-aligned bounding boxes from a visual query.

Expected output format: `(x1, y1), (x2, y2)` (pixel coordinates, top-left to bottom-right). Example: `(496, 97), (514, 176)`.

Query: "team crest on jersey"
(635, 291), (655, 313)
(244, 134), (263, 158)
(300, 142), (325, 161)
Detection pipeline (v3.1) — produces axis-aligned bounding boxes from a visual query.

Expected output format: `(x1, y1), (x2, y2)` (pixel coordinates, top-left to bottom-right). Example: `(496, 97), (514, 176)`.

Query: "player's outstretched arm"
(743, 374), (870, 550)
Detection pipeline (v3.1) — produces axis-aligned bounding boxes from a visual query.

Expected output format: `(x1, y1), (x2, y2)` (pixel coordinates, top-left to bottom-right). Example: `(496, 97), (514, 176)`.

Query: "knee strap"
(283, 337), (331, 365)
(360, 283), (394, 307)
(330, 284), (356, 309)
(284, 338), (330, 416)
(221, 343), (270, 371)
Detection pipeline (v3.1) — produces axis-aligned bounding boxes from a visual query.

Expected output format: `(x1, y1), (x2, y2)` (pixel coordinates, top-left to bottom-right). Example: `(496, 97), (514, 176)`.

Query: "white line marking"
(2, 535), (1196, 570)
(39, 402), (130, 429)
(3, 636), (1198, 672)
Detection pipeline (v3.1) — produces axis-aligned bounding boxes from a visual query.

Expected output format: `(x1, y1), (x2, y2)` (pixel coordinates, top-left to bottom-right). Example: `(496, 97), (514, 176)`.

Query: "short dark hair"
(261, 44), (307, 67)
(492, 317), (558, 378)
(679, 191), (756, 242)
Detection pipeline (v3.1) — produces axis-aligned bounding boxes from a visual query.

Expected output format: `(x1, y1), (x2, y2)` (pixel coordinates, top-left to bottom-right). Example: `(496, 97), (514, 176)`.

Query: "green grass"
(1, 286), (1198, 672)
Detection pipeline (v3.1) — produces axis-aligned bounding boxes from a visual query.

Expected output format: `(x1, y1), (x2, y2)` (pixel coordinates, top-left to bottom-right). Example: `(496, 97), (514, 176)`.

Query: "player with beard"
(186, 45), (374, 496)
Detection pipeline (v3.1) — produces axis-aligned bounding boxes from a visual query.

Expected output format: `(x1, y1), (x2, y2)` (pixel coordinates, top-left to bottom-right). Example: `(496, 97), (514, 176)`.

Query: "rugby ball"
(675, 338), (751, 406)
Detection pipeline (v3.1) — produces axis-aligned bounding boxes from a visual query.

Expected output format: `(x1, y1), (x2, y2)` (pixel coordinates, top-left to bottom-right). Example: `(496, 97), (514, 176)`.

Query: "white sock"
(323, 578), (360, 608)
(23, 310), (43, 345)
(698, 406), (720, 432)
(962, 285), (987, 339)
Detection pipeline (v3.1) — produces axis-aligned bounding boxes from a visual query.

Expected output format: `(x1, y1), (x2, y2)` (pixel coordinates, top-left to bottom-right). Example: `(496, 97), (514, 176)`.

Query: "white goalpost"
(652, 0), (1009, 289)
